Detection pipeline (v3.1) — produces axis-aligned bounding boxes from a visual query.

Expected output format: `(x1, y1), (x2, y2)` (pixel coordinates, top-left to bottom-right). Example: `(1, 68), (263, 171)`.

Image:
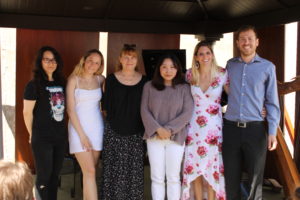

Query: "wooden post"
(294, 22), (300, 172)
(275, 127), (300, 197)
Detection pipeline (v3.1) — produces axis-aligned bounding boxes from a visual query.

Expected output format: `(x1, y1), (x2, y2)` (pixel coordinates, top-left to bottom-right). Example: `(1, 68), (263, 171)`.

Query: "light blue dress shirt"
(224, 54), (280, 135)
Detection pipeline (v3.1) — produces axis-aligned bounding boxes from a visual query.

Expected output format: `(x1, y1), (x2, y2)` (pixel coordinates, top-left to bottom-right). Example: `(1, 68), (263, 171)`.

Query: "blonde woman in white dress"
(67, 49), (105, 200)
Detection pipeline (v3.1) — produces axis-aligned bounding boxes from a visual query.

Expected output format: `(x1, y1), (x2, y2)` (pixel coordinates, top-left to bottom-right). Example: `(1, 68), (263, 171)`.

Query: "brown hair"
(235, 25), (258, 39)
(115, 44), (138, 71)
(0, 160), (33, 200)
(71, 49), (104, 76)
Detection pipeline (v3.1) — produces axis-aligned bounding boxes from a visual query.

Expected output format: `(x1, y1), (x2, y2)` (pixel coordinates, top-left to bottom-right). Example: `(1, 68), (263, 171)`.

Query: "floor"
(57, 158), (152, 200)
(56, 158), (285, 200)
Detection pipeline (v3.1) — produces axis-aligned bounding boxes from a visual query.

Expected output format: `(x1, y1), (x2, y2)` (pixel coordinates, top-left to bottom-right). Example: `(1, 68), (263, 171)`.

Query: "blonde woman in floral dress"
(182, 41), (229, 200)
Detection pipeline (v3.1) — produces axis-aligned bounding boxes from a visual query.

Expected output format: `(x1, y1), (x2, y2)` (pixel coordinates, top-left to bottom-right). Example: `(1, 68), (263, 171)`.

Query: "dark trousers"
(222, 120), (267, 200)
(31, 136), (67, 200)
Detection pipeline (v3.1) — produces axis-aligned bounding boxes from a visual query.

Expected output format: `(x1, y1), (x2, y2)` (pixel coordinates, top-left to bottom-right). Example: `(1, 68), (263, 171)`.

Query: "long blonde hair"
(71, 49), (104, 76)
(190, 41), (219, 86)
(115, 44), (139, 72)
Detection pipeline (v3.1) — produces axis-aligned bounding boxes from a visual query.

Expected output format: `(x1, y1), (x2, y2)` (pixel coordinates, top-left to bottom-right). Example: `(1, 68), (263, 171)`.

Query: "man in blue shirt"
(223, 25), (281, 200)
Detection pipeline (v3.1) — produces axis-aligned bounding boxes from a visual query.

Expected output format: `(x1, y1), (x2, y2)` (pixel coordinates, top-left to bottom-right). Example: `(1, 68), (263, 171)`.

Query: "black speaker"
(142, 49), (186, 80)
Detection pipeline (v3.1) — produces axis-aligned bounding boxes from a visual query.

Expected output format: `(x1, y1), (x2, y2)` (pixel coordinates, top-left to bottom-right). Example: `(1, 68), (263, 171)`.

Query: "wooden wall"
(256, 25), (285, 182)
(106, 33), (180, 75)
(15, 30), (180, 170)
(15, 29), (99, 169)
(256, 26), (285, 82)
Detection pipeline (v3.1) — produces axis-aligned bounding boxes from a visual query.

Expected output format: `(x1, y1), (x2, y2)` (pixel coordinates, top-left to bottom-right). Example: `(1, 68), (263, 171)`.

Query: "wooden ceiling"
(0, 0), (300, 34)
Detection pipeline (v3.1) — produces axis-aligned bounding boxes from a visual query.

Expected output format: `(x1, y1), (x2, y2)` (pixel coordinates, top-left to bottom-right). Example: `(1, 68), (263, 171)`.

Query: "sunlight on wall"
(214, 33), (233, 67)
(179, 34), (199, 69)
(99, 32), (108, 77)
(180, 33), (233, 70)
(0, 27), (16, 161)
(284, 22), (298, 156)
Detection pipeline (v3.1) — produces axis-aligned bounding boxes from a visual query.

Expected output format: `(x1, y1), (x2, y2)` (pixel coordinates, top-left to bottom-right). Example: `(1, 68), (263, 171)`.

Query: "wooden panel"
(16, 29), (99, 170)
(256, 25), (285, 82)
(106, 33), (180, 75)
(255, 25), (285, 184)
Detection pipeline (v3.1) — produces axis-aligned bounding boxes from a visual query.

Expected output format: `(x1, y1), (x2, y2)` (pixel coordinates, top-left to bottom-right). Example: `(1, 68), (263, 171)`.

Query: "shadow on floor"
(58, 162), (284, 200)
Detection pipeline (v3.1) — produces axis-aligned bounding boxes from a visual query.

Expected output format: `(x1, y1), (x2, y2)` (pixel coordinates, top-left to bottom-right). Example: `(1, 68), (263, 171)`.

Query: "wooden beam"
(278, 76), (300, 95)
(284, 106), (295, 143)
(202, 5), (300, 34)
(1, 4), (300, 35)
(275, 127), (300, 198)
(294, 22), (300, 173)
(0, 13), (198, 34)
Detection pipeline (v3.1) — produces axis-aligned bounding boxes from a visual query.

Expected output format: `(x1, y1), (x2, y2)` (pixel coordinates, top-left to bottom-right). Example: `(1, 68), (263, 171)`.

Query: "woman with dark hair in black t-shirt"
(100, 44), (147, 199)
(23, 46), (67, 200)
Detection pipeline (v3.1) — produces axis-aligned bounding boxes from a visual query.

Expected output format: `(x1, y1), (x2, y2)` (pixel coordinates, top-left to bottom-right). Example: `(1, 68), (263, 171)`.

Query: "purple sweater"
(141, 81), (194, 145)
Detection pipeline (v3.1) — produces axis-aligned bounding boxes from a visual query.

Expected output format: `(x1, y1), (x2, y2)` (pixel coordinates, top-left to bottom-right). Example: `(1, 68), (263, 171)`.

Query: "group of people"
(22, 25), (280, 200)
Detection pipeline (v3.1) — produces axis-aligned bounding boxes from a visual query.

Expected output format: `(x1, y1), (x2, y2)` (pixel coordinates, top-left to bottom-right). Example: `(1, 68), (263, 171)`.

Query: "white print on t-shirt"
(46, 86), (65, 122)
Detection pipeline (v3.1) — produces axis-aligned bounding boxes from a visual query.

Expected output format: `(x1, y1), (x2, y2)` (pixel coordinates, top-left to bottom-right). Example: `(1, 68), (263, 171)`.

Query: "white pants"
(147, 138), (185, 200)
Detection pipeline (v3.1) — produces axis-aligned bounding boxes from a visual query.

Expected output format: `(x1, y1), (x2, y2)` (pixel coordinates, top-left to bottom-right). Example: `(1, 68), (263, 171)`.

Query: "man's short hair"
(235, 25), (258, 39)
(0, 160), (33, 200)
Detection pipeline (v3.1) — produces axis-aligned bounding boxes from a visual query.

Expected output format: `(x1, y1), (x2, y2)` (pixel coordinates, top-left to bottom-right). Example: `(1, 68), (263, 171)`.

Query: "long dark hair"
(33, 46), (65, 89)
(151, 53), (185, 91)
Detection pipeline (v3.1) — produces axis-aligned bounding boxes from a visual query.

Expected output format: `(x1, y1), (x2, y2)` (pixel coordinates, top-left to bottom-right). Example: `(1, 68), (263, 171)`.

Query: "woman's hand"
(261, 107), (267, 118)
(156, 127), (171, 140)
(79, 134), (92, 151)
(28, 135), (32, 144)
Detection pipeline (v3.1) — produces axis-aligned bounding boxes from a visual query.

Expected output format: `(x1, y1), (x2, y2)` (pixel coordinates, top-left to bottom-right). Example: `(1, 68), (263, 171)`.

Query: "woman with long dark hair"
(141, 54), (193, 200)
(23, 46), (67, 200)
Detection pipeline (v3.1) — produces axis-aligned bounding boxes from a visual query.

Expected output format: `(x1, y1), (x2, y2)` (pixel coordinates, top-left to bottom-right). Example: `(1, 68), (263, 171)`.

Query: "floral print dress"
(182, 68), (228, 200)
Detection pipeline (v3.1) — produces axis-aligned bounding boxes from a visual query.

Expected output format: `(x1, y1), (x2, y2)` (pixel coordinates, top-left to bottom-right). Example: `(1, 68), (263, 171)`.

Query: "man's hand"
(261, 107), (267, 118)
(268, 135), (277, 151)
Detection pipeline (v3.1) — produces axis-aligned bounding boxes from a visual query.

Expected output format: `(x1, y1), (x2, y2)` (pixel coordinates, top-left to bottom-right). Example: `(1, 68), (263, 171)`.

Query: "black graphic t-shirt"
(24, 80), (66, 139)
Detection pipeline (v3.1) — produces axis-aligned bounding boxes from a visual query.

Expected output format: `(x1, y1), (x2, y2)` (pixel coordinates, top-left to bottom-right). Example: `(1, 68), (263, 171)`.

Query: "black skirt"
(100, 123), (144, 200)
